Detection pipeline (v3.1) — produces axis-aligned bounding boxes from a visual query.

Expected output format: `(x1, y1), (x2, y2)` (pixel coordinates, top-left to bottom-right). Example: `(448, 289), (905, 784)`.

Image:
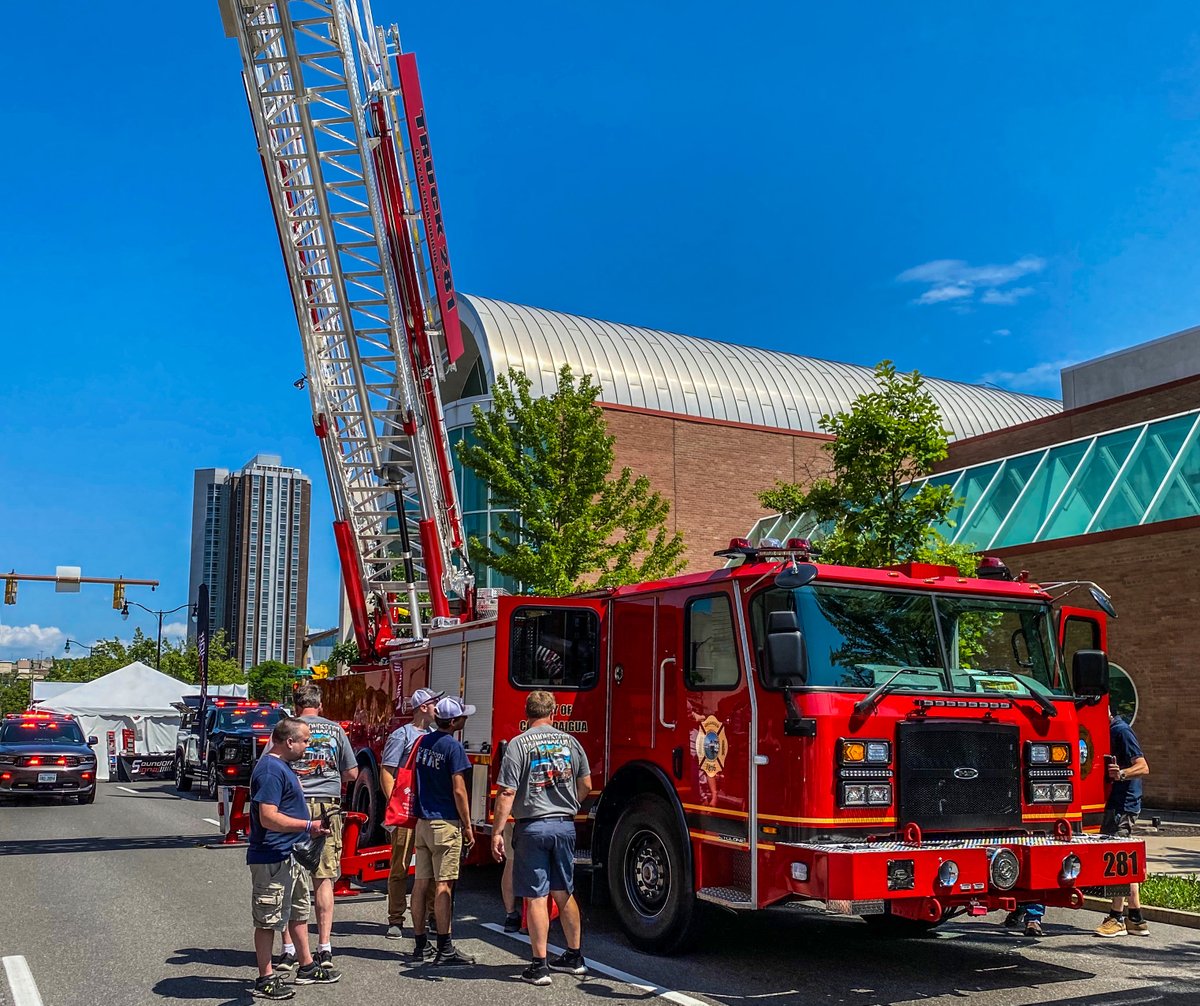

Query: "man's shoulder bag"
(382, 734), (426, 831)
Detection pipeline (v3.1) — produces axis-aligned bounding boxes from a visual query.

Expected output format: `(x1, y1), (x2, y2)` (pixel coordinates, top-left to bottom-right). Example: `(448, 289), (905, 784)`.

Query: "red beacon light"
(715, 537), (758, 559)
(976, 555), (1014, 581)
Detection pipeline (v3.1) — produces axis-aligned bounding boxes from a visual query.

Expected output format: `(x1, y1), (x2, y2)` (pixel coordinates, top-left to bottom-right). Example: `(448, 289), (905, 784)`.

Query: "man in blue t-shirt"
(409, 696), (476, 967)
(1096, 714), (1151, 938)
(247, 717), (337, 999)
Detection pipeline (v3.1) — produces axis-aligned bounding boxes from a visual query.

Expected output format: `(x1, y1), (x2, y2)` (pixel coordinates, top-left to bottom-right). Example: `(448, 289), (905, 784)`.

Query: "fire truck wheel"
(174, 754), (193, 792)
(862, 902), (948, 937)
(351, 763), (381, 844)
(607, 794), (700, 954)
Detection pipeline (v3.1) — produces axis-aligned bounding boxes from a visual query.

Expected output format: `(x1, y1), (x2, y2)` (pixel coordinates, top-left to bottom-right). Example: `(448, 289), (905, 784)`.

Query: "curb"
(1082, 895), (1200, 930)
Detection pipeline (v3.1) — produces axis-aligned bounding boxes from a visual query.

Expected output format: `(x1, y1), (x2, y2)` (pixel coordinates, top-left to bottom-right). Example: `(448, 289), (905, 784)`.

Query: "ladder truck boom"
(218, 0), (472, 658)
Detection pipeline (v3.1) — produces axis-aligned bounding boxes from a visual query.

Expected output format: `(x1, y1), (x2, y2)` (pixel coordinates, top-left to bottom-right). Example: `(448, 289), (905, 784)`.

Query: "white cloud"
(981, 286), (1034, 306)
(898, 255), (1045, 307)
(0, 624), (66, 658)
(161, 622), (189, 641)
(980, 358), (1077, 394)
(993, 328), (1012, 337)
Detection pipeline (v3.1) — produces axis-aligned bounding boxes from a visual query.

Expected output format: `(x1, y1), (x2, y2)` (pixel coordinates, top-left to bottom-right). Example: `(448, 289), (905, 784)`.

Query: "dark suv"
(174, 698), (285, 799)
(0, 712), (99, 803)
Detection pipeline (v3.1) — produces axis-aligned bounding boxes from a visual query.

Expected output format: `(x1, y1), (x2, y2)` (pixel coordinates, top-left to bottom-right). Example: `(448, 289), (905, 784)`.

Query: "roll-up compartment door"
(429, 636), (464, 699)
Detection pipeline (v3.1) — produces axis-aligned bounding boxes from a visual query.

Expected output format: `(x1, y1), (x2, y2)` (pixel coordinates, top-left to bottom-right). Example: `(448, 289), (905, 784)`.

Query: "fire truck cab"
(409, 542), (1144, 953)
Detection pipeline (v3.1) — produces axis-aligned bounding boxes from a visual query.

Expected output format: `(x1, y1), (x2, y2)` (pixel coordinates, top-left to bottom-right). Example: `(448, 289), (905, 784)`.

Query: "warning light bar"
(714, 537), (817, 561)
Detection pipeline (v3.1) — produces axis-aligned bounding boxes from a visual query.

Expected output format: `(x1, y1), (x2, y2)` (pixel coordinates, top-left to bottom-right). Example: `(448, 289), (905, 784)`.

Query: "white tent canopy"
(41, 661), (246, 781)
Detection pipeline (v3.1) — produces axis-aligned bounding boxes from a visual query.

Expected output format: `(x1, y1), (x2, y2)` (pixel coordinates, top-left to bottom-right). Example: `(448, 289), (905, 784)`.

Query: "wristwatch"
(1117, 768), (1126, 781)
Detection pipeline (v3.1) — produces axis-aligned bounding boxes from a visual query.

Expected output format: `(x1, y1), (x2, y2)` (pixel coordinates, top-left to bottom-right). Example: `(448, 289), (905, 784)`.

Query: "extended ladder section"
(219, 0), (471, 653)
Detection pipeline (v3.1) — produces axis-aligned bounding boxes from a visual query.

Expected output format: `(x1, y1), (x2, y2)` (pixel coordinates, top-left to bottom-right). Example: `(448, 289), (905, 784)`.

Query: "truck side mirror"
(88, 736), (98, 746)
(767, 610), (807, 685)
(1072, 649), (1110, 697)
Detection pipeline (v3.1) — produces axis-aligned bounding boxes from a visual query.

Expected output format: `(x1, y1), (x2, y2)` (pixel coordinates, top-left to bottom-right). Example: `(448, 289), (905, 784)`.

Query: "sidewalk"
(1139, 807), (1200, 875)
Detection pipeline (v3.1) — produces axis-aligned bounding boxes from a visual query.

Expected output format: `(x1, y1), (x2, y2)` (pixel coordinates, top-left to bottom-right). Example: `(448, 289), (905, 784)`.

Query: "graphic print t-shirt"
(498, 726), (591, 820)
(294, 715), (356, 799)
(414, 730), (471, 821)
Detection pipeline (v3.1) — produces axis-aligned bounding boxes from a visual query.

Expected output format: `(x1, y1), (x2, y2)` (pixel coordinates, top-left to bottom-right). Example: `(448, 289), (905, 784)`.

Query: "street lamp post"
(63, 639), (95, 655)
(121, 601), (193, 669)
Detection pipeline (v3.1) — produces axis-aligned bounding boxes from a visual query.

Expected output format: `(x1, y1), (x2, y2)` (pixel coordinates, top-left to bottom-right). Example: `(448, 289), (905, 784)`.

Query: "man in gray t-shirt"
(292, 682), (359, 971)
(492, 690), (592, 985)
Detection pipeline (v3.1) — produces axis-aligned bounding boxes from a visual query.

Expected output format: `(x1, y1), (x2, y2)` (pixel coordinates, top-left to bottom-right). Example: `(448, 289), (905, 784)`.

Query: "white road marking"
(203, 818), (222, 828)
(481, 923), (710, 1006)
(116, 786), (140, 794)
(3, 955), (46, 1006)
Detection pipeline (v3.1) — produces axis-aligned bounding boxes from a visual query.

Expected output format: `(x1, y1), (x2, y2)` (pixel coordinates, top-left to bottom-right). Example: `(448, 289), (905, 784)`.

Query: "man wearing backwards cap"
(409, 695), (477, 966)
(380, 686), (443, 939)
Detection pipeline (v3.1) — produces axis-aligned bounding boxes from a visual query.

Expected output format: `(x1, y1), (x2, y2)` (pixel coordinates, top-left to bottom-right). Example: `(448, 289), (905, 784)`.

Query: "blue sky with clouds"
(3, 2), (1200, 659)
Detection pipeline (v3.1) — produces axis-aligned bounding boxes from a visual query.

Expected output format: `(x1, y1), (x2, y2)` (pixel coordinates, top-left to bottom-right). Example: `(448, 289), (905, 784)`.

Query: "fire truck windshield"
(753, 585), (1066, 696)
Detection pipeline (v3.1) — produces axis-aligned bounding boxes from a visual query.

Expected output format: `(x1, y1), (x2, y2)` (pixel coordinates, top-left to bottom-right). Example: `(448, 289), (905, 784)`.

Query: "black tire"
(204, 760), (219, 801)
(606, 794), (701, 954)
(351, 763), (381, 845)
(174, 754), (193, 792)
(862, 902), (948, 937)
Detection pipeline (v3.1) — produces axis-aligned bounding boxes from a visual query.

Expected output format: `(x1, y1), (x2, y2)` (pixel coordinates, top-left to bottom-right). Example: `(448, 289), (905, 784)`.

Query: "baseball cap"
(410, 687), (445, 708)
(435, 696), (476, 720)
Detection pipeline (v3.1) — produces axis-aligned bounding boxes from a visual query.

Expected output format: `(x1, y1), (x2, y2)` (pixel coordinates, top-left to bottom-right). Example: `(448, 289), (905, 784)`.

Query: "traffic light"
(4, 577), (15, 605)
(112, 582), (125, 610)
(312, 663), (329, 680)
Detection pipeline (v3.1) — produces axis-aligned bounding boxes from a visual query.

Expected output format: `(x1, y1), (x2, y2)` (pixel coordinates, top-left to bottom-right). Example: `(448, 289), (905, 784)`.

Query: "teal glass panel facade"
(746, 409), (1200, 558)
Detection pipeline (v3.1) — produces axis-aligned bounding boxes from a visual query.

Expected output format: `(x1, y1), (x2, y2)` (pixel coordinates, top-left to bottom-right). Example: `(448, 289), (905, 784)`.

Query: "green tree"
(456, 365), (685, 594)
(0, 675), (30, 716)
(158, 629), (244, 686)
(248, 660), (296, 703)
(329, 639), (359, 676)
(758, 360), (976, 573)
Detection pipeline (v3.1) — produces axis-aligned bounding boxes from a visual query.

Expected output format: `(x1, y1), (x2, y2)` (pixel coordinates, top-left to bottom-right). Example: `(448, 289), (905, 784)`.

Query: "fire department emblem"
(695, 716), (728, 778)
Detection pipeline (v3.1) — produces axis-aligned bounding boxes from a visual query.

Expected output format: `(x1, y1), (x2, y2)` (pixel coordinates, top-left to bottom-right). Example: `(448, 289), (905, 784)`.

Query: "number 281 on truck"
(330, 540), (1143, 953)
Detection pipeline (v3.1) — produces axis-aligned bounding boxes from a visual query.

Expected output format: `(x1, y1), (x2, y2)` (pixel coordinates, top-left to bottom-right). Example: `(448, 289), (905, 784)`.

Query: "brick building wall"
(939, 374), (1200, 472)
(601, 404), (833, 573)
(993, 517), (1200, 811)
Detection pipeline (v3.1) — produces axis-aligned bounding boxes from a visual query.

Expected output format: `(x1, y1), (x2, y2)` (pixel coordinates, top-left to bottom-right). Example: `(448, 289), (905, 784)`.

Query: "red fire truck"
(219, 1), (1144, 953)
(320, 541), (1144, 952)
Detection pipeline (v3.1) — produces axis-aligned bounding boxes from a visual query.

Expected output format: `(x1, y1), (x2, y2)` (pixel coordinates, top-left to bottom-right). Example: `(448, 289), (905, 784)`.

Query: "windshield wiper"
(853, 667), (936, 717)
(974, 670), (1058, 719)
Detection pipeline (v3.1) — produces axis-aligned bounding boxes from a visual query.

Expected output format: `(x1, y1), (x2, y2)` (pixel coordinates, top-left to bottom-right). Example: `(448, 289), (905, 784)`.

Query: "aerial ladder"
(218, 0), (472, 660)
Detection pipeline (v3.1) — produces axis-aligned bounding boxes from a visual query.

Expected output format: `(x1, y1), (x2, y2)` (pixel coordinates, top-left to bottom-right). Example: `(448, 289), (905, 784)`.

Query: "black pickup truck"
(174, 698), (286, 799)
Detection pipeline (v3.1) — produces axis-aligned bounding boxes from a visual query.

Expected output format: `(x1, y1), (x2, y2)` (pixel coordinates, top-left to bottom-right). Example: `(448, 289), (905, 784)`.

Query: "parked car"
(0, 711), (98, 803)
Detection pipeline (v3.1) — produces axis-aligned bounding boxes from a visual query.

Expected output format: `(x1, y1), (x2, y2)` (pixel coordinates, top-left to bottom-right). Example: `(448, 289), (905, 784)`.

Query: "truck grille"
(896, 721), (1020, 833)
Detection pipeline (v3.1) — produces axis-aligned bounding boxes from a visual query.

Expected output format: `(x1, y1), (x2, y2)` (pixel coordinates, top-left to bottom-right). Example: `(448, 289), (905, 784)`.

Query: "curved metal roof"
(450, 295), (1060, 441)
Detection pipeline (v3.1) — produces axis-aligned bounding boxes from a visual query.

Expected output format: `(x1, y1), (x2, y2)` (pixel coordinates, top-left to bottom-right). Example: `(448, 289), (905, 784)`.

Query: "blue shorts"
(512, 818), (576, 898)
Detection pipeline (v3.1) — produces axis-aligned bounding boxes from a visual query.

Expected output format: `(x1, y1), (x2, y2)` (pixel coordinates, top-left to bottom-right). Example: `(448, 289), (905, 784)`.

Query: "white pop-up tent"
(41, 661), (246, 781)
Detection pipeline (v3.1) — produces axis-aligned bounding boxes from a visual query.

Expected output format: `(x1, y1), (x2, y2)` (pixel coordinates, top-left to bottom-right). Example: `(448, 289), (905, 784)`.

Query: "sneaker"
(503, 911), (522, 933)
(521, 962), (552, 986)
(1003, 909), (1024, 928)
(431, 945), (476, 967)
(410, 941), (436, 964)
(1024, 920), (1043, 939)
(1095, 914), (1127, 938)
(294, 961), (341, 984)
(316, 950), (334, 966)
(386, 924), (405, 940)
(273, 952), (298, 978)
(252, 974), (296, 1000)
(548, 949), (588, 976)
(1126, 917), (1151, 936)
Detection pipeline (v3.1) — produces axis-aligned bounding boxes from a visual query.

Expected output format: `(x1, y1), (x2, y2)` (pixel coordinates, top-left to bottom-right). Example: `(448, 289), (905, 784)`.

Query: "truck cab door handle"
(658, 657), (677, 729)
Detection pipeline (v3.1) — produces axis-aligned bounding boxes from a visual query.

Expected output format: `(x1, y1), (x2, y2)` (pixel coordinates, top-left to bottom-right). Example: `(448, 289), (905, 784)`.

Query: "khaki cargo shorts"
(305, 798), (344, 880)
(250, 856), (311, 932)
(414, 818), (463, 882)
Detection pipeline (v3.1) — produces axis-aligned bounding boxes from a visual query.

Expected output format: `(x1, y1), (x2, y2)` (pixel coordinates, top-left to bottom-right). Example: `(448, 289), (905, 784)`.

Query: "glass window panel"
(1146, 432), (1200, 523)
(684, 595), (740, 689)
(944, 462), (1001, 541)
(993, 441), (1090, 547)
(460, 457), (488, 512)
(1039, 428), (1141, 541)
(957, 454), (1042, 548)
(1092, 415), (1193, 532)
(916, 471), (964, 539)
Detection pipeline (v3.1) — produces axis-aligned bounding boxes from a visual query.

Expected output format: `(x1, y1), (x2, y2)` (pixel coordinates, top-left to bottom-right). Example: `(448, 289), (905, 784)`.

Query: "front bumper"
(784, 832), (1146, 915)
(0, 765), (97, 797)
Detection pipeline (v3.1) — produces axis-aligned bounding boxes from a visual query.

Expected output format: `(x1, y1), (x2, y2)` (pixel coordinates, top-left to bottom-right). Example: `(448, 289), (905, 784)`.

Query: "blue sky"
(3, 2), (1200, 659)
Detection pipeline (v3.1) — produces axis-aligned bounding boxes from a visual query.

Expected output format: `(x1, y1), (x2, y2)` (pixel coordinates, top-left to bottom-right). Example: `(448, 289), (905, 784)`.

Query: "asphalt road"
(1, 781), (1198, 1006)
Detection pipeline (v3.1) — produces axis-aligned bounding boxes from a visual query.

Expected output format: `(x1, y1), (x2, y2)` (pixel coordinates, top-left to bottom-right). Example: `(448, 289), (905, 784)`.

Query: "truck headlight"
(841, 783), (867, 806)
(1051, 783), (1073, 803)
(1031, 783), (1053, 803)
(865, 741), (891, 764)
(222, 745), (240, 761)
(1061, 854), (1082, 882)
(1029, 744), (1049, 764)
(866, 784), (892, 806)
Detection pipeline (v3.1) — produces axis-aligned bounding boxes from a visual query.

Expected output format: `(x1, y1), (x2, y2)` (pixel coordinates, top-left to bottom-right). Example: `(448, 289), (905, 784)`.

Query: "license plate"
(37, 772), (57, 783)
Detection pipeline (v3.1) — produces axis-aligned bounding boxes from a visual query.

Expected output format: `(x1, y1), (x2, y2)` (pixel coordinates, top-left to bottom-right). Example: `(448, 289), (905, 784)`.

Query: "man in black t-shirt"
(1095, 715), (1150, 938)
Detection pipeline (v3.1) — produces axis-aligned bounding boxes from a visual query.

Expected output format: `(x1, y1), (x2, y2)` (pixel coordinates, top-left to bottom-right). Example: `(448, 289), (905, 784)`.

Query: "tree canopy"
(456, 365), (685, 594)
(247, 660), (296, 703)
(758, 360), (976, 572)
(47, 628), (245, 686)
